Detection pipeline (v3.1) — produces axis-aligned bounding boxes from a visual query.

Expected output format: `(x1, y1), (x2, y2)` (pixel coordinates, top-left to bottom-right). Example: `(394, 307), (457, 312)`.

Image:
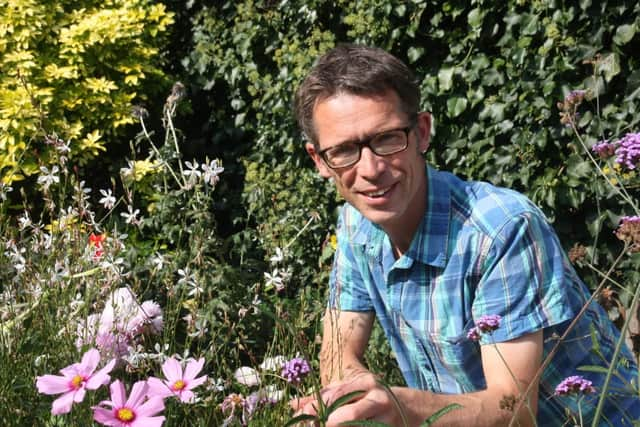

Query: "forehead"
(312, 91), (406, 149)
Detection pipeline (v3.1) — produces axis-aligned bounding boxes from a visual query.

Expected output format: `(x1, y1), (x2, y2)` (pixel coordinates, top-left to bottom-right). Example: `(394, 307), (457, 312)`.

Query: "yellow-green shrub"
(0, 0), (174, 183)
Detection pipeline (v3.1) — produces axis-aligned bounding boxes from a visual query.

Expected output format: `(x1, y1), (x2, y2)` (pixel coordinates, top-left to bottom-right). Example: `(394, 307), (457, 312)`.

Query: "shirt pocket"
(425, 327), (486, 393)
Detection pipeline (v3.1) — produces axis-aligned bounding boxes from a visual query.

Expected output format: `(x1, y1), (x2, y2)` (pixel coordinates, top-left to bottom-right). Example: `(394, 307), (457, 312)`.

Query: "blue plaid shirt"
(329, 166), (639, 425)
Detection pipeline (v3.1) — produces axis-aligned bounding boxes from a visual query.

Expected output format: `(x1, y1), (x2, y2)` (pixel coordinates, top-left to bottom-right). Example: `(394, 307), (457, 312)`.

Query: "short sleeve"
(328, 206), (374, 312)
(472, 212), (575, 344)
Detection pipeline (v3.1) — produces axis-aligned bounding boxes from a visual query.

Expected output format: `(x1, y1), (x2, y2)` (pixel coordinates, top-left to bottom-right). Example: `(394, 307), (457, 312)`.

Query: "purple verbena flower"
(614, 132), (640, 170)
(564, 90), (586, 106)
(554, 375), (596, 396)
(466, 327), (481, 341)
(281, 357), (311, 384)
(475, 314), (502, 333)
(591, 140), (617, 159)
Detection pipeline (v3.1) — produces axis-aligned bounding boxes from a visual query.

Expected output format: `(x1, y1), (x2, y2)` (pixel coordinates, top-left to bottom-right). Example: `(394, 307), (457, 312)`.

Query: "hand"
(290, 372), (410, 427)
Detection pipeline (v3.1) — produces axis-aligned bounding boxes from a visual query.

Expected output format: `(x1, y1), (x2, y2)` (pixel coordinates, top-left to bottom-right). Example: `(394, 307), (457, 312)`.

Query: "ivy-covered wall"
(178, 0), (640, 293)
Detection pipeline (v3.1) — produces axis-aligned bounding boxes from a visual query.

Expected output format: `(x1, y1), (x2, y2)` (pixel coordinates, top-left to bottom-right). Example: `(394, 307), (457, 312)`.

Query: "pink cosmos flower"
(93, 380), (165, 427)
(147, 357), (207, 403)
(36, 348), (116, 415)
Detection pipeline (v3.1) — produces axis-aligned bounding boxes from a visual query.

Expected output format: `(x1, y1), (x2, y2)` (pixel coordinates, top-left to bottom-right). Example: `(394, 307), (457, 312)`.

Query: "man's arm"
(320, 308), (375, 386)
(302, 328), (543, 427)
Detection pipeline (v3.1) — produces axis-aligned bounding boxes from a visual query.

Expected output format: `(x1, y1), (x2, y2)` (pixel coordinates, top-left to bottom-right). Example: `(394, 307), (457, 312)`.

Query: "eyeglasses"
(318, 124), (415, 169)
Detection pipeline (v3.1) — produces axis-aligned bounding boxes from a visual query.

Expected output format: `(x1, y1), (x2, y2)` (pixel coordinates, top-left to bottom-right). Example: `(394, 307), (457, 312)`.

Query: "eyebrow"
(324, 125), (407, 150)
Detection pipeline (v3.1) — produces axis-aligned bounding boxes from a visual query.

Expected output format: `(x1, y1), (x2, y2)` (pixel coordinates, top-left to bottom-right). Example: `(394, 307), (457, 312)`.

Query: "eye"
(327, 143), (357, 158)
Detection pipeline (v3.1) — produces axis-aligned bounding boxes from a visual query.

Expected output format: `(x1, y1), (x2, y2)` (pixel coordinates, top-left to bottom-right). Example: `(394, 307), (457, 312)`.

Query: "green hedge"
(181, 0), (639, 294)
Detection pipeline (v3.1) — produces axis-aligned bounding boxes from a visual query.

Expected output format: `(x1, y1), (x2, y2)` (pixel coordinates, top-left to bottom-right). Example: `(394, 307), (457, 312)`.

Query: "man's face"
(306, 90), (431, 233)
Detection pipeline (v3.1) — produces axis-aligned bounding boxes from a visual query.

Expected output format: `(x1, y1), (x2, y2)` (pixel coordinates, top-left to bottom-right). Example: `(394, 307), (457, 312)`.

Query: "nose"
(357, 146), (385, 179)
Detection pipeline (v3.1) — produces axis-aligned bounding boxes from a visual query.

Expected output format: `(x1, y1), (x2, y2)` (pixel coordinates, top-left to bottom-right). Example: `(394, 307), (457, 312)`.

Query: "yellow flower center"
(172, 380), (186, 391)
(116, 407), (135, 422)
(70, 375), (84, 389)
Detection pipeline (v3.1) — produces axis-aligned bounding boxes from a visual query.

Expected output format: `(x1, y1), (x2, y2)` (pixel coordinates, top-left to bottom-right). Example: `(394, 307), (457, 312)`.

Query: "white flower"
(183, 160), (202, 179)
(233, 367), (261, 387)
(259, 356), (286, 371)
(264, 269), (284, 292)
(269, 247), (285, 264)
(99, 189), (117, 210)
(120, 205), (141, 225)
(177, 267), (197, 287)
(262, 384), (285, 402)
(36, 166), (60, 190)
(150, 253), (165, 271)
(18, 211), (32, 230)
(0, 183), (12, 201)
(55, 139), (71, 154)
(202, 159), (224, 186)
(120, 161), (135, 180)
(187, 281), (204, 297)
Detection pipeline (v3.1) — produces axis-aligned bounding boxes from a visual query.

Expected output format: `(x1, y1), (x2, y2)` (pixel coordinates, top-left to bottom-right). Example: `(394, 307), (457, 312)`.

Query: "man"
(292, 44), (639, 426)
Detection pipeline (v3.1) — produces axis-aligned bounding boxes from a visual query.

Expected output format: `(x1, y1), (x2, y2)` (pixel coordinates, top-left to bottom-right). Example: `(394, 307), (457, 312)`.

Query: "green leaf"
(438, 67), (455, 92)
(407, 46), (425, 63)
(467, 8), (482, 29)
(340, 420), (391, 427)
(597, 53), (621, 82)
(324, 390), (367, 416)
(566, 154), (592, 179)
(577, 365), (610, 374)
(447, 97), (468, 117)
(420, 403), (463, 426)
(613, 24), (636, 46)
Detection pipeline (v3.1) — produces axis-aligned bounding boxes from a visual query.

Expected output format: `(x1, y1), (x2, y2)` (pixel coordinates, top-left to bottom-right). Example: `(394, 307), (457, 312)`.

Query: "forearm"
(390, 386), (535, 427)
(319, 309), (374, 386)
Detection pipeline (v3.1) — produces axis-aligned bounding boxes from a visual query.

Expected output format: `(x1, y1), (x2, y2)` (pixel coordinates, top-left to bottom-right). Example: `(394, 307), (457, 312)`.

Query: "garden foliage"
(0, 0), (174, 183)
(1, 0), (640, 425)
(185, 0), (640, 299)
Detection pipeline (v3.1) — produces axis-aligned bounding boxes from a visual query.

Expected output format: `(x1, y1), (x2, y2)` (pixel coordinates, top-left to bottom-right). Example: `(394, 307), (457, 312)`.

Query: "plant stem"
(591, 245), (640, 426)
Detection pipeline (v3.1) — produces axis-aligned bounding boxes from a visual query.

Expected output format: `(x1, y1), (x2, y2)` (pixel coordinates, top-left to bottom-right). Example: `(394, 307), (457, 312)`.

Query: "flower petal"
(183, 358), (204, 381)
(92, 406), (120, 426)
(146, 377), (173, 399)
(51, 391), (75, 415)
(186, 375), (207, 390)
(36, 374), (71, 395)
(126, 380), (149, 408)
(178, 390), (195, 403)
(79, 348), (101, 375)
(161, 357), (182, 382)
(131, 416), (165, 427)
(135, 396), (165, 418)
(86, 358), (116, 390)
(233, 367), (260, 386)
(109, 380), (127, 407)
(73, 388), (86, 403)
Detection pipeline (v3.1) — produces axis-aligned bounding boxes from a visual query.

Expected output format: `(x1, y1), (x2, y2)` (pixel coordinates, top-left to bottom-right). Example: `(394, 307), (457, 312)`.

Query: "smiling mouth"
(363, 185), (393, 198)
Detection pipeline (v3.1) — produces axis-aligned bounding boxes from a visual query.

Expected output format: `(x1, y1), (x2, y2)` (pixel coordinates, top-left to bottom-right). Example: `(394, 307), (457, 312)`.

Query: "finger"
(289, 395), (316, 411)
(326, 395), (383, 427)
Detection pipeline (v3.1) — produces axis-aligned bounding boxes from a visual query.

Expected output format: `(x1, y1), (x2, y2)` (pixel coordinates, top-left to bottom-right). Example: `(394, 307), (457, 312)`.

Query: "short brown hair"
(294, 44), (420, 145)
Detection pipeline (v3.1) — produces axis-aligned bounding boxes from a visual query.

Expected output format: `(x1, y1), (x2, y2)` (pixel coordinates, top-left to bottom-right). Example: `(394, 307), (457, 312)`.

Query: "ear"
(305, 142), (333, 178)
(415, 112), (432, 153)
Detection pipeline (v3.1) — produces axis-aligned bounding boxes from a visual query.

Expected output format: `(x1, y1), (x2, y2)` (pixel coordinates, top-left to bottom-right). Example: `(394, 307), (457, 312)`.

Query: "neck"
(384, 179), (427, 259)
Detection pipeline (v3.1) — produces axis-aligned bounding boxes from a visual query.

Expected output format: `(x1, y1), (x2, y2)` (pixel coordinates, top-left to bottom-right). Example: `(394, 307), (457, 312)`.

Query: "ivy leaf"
(447, 97), (468, 118)
(566, 154), (592, 179)
(407, 46), (425, 63)
(613, 24), (636, 46)
(597, 53), (621, 82)
(467, 8), (483, 29)
(438, 67), (455, 92)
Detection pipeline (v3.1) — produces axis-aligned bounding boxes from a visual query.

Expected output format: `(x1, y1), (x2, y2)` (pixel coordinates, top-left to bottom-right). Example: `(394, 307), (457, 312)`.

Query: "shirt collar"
(351, 165), (451, 268)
